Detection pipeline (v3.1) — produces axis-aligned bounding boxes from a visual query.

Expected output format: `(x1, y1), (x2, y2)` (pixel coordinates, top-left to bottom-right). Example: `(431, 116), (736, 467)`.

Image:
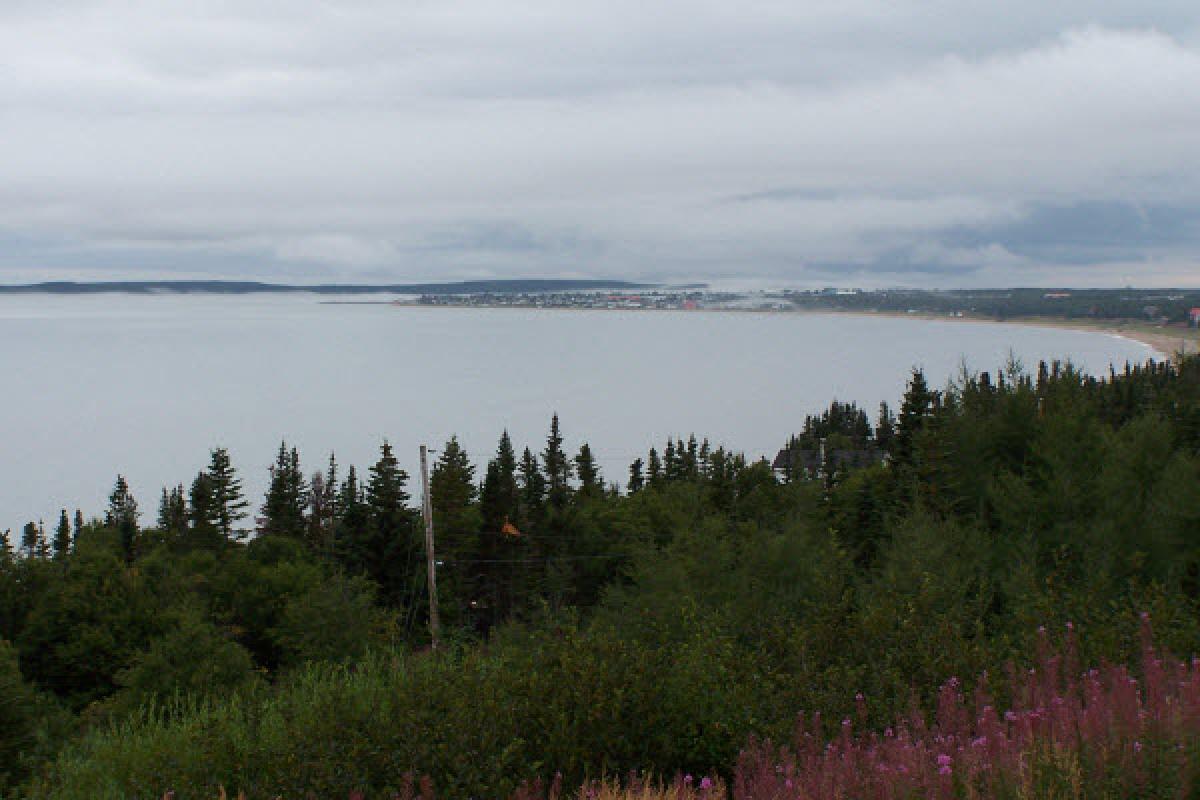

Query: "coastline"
(833, 310), (1197, 362)
(387, 301), (1197, 362)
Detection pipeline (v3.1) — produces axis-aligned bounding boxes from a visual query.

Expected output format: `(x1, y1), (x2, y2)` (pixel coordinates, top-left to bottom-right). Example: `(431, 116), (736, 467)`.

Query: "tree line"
(3, 354), (1200, 797)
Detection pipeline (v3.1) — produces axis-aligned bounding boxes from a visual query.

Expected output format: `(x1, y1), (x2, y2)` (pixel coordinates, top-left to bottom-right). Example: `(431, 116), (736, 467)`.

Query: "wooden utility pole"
(419, 445), (441, 650)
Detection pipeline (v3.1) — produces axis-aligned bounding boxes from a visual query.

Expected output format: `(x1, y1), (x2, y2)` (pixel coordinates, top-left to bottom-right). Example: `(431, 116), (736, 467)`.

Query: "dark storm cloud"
(941, 202), (1200, 264)
(0, 3), (1198, 286)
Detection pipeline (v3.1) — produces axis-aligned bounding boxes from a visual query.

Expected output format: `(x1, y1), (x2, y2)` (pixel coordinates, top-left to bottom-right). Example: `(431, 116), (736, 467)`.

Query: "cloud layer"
(2, 2), (1198, 286)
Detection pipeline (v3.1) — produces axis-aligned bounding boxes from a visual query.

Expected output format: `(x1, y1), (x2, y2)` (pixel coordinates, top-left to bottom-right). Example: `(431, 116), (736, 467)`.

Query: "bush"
(107, 605), (260, 715)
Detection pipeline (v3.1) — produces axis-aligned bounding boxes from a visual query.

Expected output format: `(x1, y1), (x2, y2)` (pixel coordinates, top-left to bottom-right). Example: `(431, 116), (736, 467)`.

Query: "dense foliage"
(2, 355), (1199, 798)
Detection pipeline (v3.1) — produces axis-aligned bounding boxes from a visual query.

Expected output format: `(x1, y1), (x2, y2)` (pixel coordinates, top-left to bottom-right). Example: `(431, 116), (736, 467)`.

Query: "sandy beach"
(836, 310), (1199, 362)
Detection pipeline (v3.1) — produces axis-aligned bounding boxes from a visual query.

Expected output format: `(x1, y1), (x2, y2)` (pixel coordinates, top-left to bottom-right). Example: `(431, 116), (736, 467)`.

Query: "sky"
(1, 1), (1198, 288)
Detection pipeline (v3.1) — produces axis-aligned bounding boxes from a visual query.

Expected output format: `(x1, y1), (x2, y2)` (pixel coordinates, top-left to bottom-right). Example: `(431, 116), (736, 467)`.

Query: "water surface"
(0, 294), (1156, 530)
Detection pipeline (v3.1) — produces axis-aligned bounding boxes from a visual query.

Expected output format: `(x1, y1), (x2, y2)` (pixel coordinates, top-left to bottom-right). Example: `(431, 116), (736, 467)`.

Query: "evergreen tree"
(517, 447), (545, 526)
(480, 431), (519, 533)
(431, 436), (479, 627)
(72, 509), (83, 546)
(106, 475), (139, 562)
(35, 520), (49, 560)
(575, 443), (602, 499)
(647, 447), (663, 486)
(432, 436), (476, 518)
(53, 509), (71, 561)
(542, 414), (573, 509)
(336, 464), (364, 527)
(157, 485), (187, 535)
(894, 369), (935, 466)
(365, 441), (415, 602)
(20, 522), (38, 559)
(367, 441), (410, 525)
(306, 454), (338, 554)
(0, 529), (12, 564)
(876, 401), (896, 453)
(664, 438), (679, 480)
(260, 442), (309, 539)
(207, 447), (249, 540)
(188, 471), (221, 548)
(333, 464), (370, 571)
(684, 435), (699, 478)
(158, 488), (170, 529)
(627, 458), (645, 493)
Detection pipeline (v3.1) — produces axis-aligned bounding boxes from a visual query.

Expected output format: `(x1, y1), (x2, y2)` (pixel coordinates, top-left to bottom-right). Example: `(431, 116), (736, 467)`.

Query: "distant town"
(3, 279), (1199, 329)
(407, 285), (1200, 328)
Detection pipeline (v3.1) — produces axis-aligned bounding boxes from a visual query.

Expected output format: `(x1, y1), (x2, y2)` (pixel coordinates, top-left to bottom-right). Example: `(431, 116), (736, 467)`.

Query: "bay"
(0, 293), (1157, 530)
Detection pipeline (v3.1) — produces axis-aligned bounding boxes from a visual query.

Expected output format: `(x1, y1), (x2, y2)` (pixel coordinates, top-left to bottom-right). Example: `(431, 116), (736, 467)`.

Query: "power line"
(439, 554), (627, 565)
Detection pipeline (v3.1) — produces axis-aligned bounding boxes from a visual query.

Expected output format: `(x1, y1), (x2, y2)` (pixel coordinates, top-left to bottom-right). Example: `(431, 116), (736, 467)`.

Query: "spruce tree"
(53, 509), (71, 561)
(72, 509), (83, 546)
(542, 414), (573, 509)
(157, 485), (188, 534)
(336, 464), (364, 527)
(158, 488), (171, 530)
(627, 458), (645, 493)
(431, 436), (479, 625)
(333, 464), (370, 571)
(188, 471), (221, 548)
(365, 440), (414, 601)
(260, 442), (309, 538)
(664, 438), (678, 481)
(574, 443), (602, 499)
(165, 485), (188, 534)
(647, 447), (662, 486)
(518, 447), (545, 525)
(20, 522), (38, 559)
(684, 435), (699, 478)
(106, 475), (139, 562)
(306, 454), (338, 554)
(876, 401), (896, 453)
(894, 369), (935, 466)
(207, 447), (249, 540)
(35, 521), (49, 560)
(480, 431), (519, 533)
(431, 436), (476, 518)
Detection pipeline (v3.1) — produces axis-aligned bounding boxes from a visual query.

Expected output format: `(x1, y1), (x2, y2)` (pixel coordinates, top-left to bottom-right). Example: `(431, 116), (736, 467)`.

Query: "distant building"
(1190, 308), (1200, 327)
(1044, 292), (1072, 299)
(771, 445), (886, 480)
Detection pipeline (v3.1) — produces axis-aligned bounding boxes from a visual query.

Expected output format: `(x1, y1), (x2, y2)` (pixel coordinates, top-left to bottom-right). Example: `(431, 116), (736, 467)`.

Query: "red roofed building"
(1190, 308), (1200, 327)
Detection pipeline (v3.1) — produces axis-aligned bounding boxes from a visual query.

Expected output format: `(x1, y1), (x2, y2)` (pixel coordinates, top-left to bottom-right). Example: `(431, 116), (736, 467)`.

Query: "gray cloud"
(0, 3), (1198, 286)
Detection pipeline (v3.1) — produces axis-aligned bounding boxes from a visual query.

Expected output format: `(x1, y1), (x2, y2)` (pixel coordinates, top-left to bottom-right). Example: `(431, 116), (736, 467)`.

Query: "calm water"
(0, 294), (1157, 530)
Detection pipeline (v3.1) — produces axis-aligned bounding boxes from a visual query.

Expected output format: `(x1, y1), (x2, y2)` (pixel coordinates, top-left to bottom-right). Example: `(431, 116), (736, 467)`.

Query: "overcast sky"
(2, 2), (1198, 287)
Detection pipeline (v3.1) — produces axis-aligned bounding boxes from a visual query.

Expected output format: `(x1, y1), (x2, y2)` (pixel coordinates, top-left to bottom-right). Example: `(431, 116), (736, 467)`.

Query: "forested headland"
(4, 355), (1200, 798)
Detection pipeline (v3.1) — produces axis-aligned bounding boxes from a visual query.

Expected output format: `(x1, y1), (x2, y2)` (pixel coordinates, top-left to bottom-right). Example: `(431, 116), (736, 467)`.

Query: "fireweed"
(734, 616), (1200, 799)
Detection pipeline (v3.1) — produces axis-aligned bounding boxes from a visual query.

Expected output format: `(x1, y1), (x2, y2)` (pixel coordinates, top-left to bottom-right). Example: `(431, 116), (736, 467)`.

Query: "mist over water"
(0, 294), (1156, 530)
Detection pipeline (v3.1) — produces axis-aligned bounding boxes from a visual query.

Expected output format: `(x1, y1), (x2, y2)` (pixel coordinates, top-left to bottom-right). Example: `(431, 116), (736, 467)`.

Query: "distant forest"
(787, 287), (1200, 324)
(5, 354), (1200, 798)
(0, 279), (655, 295)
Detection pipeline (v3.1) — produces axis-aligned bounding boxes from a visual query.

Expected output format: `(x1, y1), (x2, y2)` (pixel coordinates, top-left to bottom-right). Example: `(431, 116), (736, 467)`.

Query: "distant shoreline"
(839, 310), (1198, 362)
(0, 278), (660, 295)
(383, 300), (1197, 362)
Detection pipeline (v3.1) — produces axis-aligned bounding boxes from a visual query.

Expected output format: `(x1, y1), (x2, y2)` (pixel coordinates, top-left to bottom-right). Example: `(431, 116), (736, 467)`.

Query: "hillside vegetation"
(3, 356), (1200, 798)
